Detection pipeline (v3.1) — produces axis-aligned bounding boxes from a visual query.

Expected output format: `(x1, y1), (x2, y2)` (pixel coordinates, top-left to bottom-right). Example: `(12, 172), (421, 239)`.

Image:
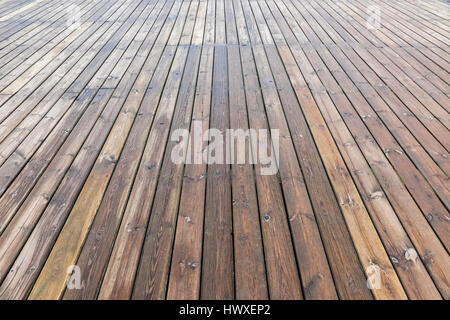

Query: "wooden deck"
(0, 0), (448, 300)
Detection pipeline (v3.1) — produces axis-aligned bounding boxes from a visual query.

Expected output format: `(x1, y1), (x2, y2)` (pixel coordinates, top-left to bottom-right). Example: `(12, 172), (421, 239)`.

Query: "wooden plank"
(0, 0), (48, 24)
(0, 87), (114, 299)
(278, 0), (450, 299)
(167, 0), (215, 300)
(379, 0), (450, 39)
(0, 0), (448, 300)
(256, 0), (406, 299)
(309, 1), (450, 140)
(376, 0), (450, 46)
(309, 0), (450, 105)
(0, 0), (99, 84)
(0, 0), (30, 16)
(0, 0), (70, 36)
(354, 0), (449, 50)
(0, 0), (129, 140)
(0, 0), (154, 298)
(234, 0), (338, 300)
(266, 0), (442, 299)
(94, 0), (198, 299)
(0, 0), (46, 22)
(27, 0), (174, 300)
(0, 0), (117, 161)
(0, 0), (77, 55)
(0, 0), (140, 228)
(199, 0), (234, 300)
(405, 0), (450, 21)
(224, 0), (268, 300)
(131, 44), (203, 300)
(241, 0), (345, 300)
(309, 0), (450, 249)
(311, 0), (450, 107)
(59, 2), (190, 300)
(336, 0), (450, 74)
(322, 2), (450, 168)
(343, 0), (450, 117)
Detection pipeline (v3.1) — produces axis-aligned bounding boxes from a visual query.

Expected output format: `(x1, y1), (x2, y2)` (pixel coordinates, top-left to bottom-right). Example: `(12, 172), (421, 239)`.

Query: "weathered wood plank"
(95, 0), (198, 299)
(225, 0), (268, 300)
(28, 0), (173, 300)
(0, 0), (448, 300)
(167, 0), (215, 300)
(257, 0), (406, 299)
(0, 0), (158, 299)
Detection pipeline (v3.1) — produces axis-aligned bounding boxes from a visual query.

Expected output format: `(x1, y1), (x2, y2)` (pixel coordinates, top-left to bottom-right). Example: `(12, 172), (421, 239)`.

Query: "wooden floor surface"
(0, 0), (448, 300)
